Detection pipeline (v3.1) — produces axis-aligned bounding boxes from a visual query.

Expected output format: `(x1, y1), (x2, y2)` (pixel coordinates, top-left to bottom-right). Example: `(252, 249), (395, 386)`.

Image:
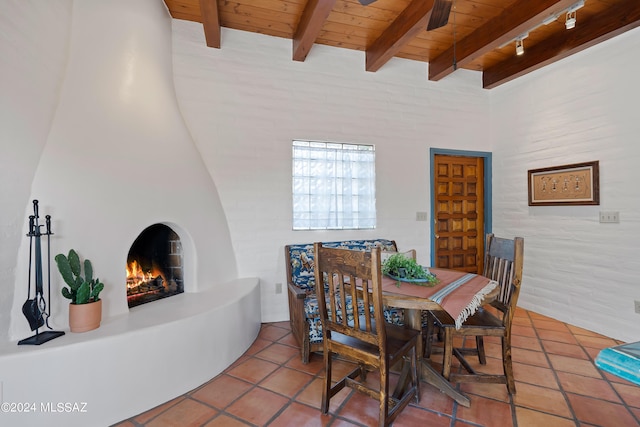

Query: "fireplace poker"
(33, 201), (46, 323)
(28, 215), (33, 294)
(44, 214), (53, 329)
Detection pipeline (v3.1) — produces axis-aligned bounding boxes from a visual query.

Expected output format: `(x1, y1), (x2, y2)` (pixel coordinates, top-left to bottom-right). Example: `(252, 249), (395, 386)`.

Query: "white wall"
(171, 21), (494, 322)
(171, 20), (640, 342)
(490, 27), (640, 342)
(0, 0), (73, 341)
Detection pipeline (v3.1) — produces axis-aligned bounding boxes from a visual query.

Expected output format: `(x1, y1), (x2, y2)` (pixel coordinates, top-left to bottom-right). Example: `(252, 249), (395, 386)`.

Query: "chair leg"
(502, 336), (516, 394)
(411, 348), (420, 404)
(424, 313), (435, 358)
(321, 349), (332, 414)
(476, 336), (487, 365)
(302, 332), (310, 364)
(359, 363), (367, 381)
(379, 363), (390, 427)
(442, 327), (454, 380)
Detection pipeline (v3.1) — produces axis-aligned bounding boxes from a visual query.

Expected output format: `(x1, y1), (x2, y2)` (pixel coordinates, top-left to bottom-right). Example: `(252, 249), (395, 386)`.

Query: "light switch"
(416, 212), (428, 221)
(599, 211), (620, 223)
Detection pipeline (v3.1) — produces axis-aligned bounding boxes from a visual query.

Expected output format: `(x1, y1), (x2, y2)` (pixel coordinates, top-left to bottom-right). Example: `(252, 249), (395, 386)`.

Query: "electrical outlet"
(275, 283), (282, 294)
(635, 300), (640, 314)
(599, 211), (620, 223)
(416, 212), (428, 221)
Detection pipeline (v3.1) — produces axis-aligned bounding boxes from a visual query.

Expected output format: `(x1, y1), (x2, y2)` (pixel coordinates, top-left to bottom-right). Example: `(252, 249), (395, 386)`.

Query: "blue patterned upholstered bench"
(285, 239), (406, 363)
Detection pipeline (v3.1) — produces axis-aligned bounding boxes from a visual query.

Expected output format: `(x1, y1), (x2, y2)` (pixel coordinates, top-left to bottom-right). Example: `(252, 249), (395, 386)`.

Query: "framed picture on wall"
(528, 161), (600, 206)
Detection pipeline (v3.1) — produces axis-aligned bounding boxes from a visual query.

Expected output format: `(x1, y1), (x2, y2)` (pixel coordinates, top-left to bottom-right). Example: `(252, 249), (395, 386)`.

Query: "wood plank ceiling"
(164, 0), (640, 89)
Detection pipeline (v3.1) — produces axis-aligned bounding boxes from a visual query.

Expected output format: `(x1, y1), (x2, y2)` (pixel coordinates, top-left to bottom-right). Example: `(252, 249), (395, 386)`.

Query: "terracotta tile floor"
(114, 308), (640, 426)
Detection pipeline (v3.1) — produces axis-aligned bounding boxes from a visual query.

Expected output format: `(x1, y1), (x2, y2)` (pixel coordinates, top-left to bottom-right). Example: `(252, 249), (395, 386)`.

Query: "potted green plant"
(382, 253), (439, 287)
(55, 249), (105, 332)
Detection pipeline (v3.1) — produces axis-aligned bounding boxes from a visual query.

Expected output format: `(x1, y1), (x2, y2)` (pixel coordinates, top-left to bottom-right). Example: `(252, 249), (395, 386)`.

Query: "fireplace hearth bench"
(0, 277), (260, 427)
(285, 239), (409, 363)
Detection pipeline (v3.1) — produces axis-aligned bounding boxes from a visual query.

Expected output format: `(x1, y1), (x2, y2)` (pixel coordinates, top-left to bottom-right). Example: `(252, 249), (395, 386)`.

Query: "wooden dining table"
(381, 268), (499, 407)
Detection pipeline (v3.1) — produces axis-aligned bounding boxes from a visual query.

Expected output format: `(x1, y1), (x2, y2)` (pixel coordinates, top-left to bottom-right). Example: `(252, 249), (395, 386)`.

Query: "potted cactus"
(55, 249), (105, 332)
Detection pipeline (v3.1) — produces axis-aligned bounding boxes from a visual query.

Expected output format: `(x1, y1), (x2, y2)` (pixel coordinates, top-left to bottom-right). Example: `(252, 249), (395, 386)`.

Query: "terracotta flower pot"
(68, 299), (102, 333)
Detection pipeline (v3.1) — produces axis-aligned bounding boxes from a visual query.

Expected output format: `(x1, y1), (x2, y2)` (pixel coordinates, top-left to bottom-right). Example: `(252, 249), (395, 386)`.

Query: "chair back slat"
(326, 272), (339, 324)
(314, 243), (385, 349)
(482, 234), (524, 317)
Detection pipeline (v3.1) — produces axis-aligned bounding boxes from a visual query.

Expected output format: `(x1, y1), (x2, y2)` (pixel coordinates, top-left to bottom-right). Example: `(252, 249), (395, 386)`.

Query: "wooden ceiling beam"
(428, 0), (577, 81)
(200, 0), (221, 48)
(483, 0), (640, 89)
(366, 0), (436, 72)
(293, 0), (337, 62)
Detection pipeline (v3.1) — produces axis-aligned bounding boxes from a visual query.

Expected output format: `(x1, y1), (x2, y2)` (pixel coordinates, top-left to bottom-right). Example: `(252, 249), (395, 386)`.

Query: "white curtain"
(292, 141), (376, 230)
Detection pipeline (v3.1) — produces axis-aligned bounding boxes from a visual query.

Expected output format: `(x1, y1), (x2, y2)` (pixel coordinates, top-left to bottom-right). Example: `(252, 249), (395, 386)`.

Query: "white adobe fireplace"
(0, 1), (260, 426)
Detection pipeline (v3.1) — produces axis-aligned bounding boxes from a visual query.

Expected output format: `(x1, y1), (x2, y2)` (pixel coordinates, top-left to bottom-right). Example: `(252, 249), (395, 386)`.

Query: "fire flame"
(126, 260), (157, 290)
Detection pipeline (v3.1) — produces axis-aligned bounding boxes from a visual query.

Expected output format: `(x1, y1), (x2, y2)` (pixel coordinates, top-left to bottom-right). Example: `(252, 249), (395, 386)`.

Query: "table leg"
(406, 308), (471, 407)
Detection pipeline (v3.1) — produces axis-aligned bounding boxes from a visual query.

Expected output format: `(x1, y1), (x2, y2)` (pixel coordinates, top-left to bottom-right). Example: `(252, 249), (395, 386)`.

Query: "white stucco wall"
(170, 20), (640, 342)
(490, 27), (640, 342)
(0, 0), (73, 341)
(171, 21), (494, 323)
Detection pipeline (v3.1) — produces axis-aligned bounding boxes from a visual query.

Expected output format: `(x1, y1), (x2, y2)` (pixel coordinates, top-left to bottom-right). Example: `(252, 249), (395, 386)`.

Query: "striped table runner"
(382, 268), (498, 329)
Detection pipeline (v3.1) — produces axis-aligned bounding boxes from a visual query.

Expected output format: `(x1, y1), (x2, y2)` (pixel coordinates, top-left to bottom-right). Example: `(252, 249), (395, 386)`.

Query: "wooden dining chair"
(425, 233), (524, 394)
(314, 242), (420, 427)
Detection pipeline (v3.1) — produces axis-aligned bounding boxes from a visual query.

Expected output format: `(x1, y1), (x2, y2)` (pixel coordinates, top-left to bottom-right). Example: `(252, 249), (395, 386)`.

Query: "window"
(292, 140), (376, 230)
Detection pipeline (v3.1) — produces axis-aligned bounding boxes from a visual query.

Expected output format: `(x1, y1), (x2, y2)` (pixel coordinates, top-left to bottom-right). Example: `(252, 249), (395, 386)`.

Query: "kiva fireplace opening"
(126, 224), (184, 308)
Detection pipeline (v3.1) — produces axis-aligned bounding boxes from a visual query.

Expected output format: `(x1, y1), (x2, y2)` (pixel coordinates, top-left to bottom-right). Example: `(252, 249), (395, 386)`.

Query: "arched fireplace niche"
(126, 224), (184, 308)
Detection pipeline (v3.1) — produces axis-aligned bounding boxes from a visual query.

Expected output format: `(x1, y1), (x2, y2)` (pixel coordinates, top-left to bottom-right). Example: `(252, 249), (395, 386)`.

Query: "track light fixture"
(503, 0), (585, 57)
(512, 33), (528, 56)
(565, 0), (585, 29)
(565, 11), (577, 29)
(542, 0), (585, 28)
(500, 32), (528, 57)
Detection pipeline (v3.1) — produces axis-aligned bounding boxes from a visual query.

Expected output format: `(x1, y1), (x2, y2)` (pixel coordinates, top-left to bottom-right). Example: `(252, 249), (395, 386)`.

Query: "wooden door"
(433, 154), (485, 274)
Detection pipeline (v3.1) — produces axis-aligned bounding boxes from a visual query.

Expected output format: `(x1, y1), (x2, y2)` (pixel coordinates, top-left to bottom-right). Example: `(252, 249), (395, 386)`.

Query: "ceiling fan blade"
(358, 0), (378, 5)
(427, 0), (453, 31)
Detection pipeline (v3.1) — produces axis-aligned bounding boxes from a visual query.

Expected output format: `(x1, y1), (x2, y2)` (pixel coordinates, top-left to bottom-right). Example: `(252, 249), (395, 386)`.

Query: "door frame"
(429, 148), (493, 267)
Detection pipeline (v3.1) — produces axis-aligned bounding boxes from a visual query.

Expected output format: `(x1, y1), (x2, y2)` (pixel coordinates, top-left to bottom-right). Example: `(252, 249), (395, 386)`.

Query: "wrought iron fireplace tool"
(18, 200), (65, 345)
